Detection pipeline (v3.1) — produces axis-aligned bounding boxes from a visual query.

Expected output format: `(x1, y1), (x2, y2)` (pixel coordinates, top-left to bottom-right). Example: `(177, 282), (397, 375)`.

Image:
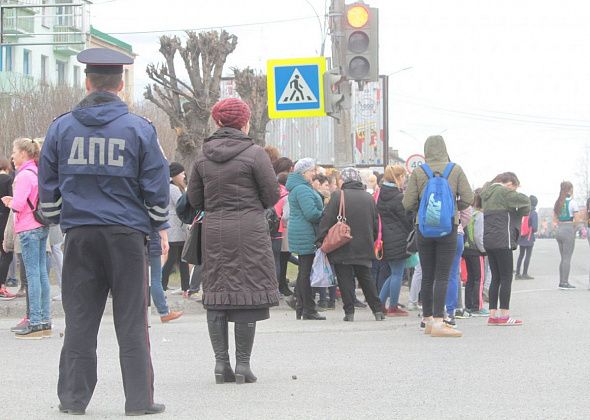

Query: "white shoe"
(406, 302), (419, 311)
(52, 295), (62, 302)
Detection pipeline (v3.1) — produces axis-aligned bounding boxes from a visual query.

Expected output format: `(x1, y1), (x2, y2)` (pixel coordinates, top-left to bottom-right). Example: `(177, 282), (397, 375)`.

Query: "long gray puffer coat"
(188, 127), (281, 309)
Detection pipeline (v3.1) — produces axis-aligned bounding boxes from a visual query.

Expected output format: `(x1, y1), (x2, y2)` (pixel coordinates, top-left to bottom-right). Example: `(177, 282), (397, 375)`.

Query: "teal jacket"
(286, 173), (324, 255)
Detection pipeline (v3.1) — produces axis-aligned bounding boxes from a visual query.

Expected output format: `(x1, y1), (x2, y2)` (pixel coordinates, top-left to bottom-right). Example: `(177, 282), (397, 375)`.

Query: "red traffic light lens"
(347, 5), (369, 28)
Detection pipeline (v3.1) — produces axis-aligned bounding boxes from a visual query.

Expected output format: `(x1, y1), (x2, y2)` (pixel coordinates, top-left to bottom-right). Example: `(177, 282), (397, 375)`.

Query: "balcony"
(53, 25), (84, 55)
(1, 1), (38, 36)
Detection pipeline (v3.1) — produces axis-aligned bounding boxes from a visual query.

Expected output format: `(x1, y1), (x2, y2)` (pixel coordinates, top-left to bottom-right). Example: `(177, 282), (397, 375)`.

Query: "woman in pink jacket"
(1, 138), (50, 339)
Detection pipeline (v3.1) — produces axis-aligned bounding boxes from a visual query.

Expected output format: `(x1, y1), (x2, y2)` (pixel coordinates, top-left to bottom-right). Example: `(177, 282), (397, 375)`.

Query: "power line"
(99, 16), (317, 36)
(393, 92), (590, 130)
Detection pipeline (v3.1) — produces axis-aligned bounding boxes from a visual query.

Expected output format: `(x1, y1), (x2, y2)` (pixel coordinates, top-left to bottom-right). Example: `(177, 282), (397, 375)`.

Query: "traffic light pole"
(330, 0), (354, 168)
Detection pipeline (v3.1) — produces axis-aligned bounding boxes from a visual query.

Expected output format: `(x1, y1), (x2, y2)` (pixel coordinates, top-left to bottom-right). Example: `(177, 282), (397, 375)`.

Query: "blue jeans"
(19, 227), (50, 326)
(150, 255), (169, 316)
(445, 234), (464, 315)
(379, 260), (406, 307)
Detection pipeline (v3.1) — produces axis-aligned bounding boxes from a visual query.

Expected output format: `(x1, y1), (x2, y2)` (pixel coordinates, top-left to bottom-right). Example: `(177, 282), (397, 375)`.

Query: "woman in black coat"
(376, 165), (413, 316)
(188, 98), (280, 384)
(317, 168), (385, 322)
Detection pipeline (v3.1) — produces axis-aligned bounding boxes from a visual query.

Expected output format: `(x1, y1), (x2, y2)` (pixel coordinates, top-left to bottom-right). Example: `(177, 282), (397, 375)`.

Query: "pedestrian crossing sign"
(267, 57), (326, 119)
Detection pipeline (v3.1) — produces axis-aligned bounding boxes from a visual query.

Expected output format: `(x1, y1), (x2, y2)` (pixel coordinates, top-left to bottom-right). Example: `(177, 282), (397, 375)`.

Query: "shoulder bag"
(320, 190), (353, 254)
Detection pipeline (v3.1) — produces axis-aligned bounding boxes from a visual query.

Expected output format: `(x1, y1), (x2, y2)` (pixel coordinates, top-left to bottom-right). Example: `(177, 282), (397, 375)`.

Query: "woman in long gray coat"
(188, 98), (280, 385)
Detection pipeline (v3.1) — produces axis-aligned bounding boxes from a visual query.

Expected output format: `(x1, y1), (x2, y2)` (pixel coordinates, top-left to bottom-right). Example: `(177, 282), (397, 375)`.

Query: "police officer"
(38, 48), (169, 416)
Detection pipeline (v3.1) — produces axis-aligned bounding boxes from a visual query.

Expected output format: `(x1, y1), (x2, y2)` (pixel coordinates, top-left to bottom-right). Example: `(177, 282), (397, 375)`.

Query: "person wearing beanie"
(284, 158), (326, 320)
(188, 98), (280, 385)
(317, 167), (385, 322)
(161, 162), (190, 294)
(516, 195), (539, 280)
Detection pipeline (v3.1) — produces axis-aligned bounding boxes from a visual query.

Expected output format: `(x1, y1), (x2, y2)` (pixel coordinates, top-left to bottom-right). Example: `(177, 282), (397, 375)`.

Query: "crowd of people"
(0, 47), (588, 416)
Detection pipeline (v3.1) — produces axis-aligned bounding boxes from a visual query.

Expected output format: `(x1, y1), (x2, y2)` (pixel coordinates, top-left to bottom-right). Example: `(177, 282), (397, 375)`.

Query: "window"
(73, 65), (80, 87)
(5, 46), (14, 72)
(56, 61), (66, 85)
(41, 55), (48, 84)
(23, 50), (31, 76)
(41, 0), (51, 28)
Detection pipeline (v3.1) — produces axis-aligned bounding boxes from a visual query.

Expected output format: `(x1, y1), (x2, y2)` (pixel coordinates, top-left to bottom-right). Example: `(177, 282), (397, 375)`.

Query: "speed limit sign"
(406, 154), (426, 174)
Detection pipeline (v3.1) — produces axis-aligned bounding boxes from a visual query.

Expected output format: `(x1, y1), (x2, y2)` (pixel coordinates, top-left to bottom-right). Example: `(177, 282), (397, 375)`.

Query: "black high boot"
(234, 322), (257, 384)
(207, 320), (236, 384)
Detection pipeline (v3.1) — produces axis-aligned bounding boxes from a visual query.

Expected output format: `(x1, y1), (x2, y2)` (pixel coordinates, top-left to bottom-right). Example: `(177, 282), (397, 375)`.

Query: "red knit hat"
(211, 98), (251, 130)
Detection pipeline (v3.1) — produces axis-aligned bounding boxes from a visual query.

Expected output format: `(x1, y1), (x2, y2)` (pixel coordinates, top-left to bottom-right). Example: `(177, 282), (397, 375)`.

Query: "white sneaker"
(52, 295), (62, 302)
(406, 302), (419, 311)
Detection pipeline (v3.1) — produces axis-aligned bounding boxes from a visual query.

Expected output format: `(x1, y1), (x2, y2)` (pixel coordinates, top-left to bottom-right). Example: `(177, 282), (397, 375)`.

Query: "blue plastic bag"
(310, 249), (336, 287)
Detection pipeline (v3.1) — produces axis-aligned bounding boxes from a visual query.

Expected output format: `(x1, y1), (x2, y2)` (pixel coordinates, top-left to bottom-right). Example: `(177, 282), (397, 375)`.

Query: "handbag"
(181, 211), (203, 265)
(320, 190), (353, 254)
(373, 189), (383, 260)
(26, 197), (54, 227)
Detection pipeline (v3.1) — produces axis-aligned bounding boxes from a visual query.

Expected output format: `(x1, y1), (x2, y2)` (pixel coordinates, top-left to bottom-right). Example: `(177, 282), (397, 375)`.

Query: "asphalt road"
(1, 239), (589, 419)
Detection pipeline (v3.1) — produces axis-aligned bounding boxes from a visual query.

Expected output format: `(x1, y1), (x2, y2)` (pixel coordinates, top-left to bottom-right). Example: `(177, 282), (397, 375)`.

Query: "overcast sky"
(90, 0), (590, 208)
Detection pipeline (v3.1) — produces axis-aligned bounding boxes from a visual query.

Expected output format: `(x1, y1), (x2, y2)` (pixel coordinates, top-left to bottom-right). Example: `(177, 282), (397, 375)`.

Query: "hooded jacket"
(402, 136), (474, 224)
(376, 183), (413, 261)
(286, 172), (324, 255)
(317, 181), (378, 267)
(481, 183), (531, 250)
(188, 127), (280, 309)
(39, 92), (170, 234)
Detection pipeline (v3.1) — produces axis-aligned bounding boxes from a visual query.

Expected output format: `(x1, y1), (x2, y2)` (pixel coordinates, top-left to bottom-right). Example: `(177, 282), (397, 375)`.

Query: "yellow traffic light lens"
(347, 5), (369, 28)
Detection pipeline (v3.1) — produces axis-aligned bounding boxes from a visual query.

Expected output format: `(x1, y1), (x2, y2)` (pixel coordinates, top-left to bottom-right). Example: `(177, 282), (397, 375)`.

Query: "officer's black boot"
(207, 320), (236, 384)
(234, 322), (257, 384)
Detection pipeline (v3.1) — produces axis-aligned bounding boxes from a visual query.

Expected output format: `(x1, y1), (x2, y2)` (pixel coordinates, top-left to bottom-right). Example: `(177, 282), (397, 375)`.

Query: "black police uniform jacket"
(38, 92), (170, 233)
(188, 127), (281, 309)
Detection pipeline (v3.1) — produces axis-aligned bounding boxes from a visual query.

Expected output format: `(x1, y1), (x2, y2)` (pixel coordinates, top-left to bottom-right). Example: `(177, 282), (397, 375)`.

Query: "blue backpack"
(418, 163), (456, 238)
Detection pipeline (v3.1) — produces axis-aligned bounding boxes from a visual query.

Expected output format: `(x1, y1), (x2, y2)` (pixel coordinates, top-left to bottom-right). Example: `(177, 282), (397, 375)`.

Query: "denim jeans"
(379, 259), (406, 307)
(445, 234), (464, 315)
(19, 227), (50, 326)
(150, 255), (169, 316)
(408, 263), (422, 305)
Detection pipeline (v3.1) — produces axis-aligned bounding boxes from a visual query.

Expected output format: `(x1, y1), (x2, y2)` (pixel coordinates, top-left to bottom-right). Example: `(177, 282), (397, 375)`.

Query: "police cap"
(77, 48), (133, 75)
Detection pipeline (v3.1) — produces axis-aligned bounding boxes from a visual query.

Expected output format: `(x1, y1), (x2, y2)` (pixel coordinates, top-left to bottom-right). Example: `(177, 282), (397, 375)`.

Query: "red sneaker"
(0, 286), (16, 301)
(495, 317), (523, 326)
(386, 306), (409, 317)
(487, 317), (498, 326)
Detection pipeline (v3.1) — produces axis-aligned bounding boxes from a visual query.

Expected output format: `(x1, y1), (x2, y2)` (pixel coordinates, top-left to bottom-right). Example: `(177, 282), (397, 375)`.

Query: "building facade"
(0, 1), (134, 101)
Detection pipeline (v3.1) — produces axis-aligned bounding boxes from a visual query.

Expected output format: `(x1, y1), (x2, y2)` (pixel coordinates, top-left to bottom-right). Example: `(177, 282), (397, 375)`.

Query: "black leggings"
(161, 242), (190, 291)
(516, 245), (533, 275)
(487, 248), (513, 310)
(417, 227), (457, 318)
(464, 254), (482, 312)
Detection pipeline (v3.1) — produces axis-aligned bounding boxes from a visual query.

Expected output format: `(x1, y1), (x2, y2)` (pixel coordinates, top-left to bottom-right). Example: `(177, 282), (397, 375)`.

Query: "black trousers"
(333, 264), (382, 315)
(487, 248), (514, 310)
(58, 226), (154, 412)
(0, 211), (11, 287)
(161, 241), (190, 291)
(516, 245), (533, 275)
(418, 226), (457, 318)
(464, 254), (482, 312)
(295, 254), (316, 315)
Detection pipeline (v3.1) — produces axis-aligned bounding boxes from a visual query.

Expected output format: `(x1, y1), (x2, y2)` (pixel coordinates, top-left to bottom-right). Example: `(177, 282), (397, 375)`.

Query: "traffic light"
(323, 68), (344, 115)
(342, 3), (379, 82)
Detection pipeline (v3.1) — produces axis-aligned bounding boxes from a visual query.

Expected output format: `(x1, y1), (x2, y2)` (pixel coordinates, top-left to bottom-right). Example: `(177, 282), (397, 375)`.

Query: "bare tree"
(130, 100), (177, 161)
(232, 67), (269, 146)
(576, 144), (590, 202)
(145, 30), (238, 169)
(0, 77), (84, 157)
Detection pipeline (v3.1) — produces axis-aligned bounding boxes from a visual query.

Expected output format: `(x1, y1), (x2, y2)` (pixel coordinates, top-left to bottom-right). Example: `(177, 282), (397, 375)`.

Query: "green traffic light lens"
(348, 57), (370, 79)
(348, 31), (369, 53)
